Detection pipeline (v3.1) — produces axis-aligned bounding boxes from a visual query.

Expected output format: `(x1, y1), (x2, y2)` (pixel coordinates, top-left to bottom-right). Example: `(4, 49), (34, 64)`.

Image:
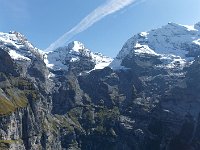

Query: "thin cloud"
(46, 0), (139, 51)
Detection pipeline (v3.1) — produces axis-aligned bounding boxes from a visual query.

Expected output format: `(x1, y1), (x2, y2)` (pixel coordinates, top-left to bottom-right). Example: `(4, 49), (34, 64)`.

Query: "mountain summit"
(44, 40), (113, 74)
(0, 31), (42, 61)
(111, 22), (200, 69)
(67, 41), (85, 52)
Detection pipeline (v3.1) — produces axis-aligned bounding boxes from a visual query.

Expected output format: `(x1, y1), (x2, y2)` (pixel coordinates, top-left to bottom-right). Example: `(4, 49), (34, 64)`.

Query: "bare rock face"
(0, 48), (19, 77)
(0, 22), (200, 150)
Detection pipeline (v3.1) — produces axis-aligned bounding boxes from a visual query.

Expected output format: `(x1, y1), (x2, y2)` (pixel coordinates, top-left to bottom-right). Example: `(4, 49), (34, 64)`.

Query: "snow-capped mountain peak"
(68, 41), (85, 52)
(0, 31), (42, 61)
(110, 22), (200, 70)
(44, 41), (113, 74)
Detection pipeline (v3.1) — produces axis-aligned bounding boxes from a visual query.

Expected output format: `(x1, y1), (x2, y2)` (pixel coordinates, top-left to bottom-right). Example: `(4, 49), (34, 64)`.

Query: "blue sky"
(0, 0), (200, 57)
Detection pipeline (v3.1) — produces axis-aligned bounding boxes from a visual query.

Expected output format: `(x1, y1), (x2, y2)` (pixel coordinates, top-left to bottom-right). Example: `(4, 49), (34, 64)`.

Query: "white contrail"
(46, 0), (137, 51)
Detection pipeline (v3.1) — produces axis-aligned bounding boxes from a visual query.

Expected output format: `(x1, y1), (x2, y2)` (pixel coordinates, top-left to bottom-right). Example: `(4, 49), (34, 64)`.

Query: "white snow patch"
(44, 51), (69, 70)
(139, 32), (149, 37)
(180, 24), (198, 31)
(91, 52), (113, 70)
(48, 72), (55, 79)
(193, 39), (200, 45)
(94, 62), (110, 69)
(0, 32), (22, 49)
(166, 57), (187, 69)
(8, 50), (31, 61)
(158, 54), (187, 69)
(134, 43), (158, 55)
(43, 54), (55, 69)
(70, 57), (80, 62)
(68, 41), (85, 52)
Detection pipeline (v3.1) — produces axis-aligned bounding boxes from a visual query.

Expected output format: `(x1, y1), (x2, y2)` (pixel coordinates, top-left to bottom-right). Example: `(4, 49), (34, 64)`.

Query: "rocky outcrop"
(0, 48), (19, 77)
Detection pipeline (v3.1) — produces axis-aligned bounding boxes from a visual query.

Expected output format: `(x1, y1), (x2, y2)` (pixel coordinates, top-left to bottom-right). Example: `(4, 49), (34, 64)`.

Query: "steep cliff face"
(0, 22), (200, 150)
(107, 22), (200, 150)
